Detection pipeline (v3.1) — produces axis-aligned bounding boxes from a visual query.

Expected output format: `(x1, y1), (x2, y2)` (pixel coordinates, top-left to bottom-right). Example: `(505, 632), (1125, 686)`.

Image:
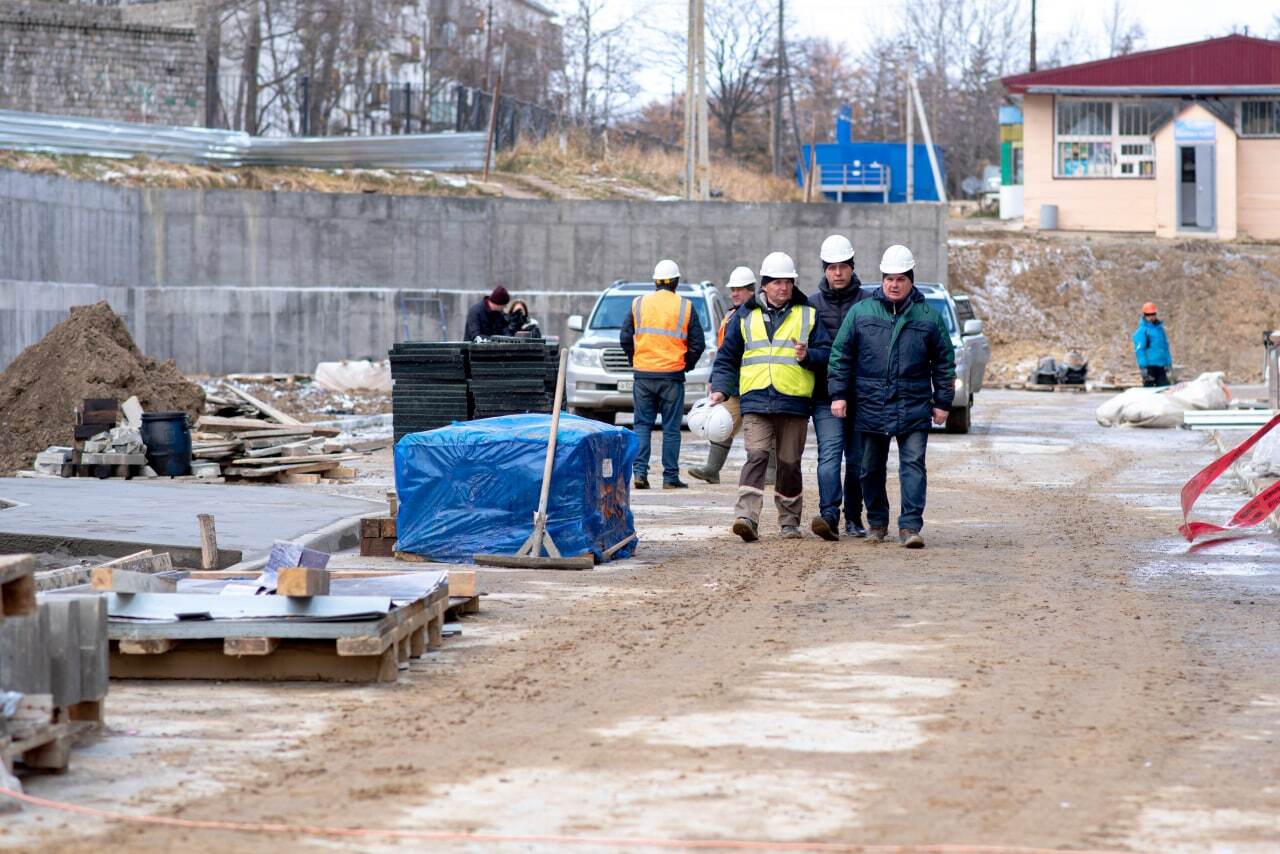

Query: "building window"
(1055, 97), (1158, 179)
(1240, 99), (1280, 136)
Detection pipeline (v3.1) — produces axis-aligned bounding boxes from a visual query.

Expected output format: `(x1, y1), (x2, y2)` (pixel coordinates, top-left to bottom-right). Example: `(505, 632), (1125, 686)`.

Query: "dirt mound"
(0, 301), (205, 474)
(949, 235), (1280, 384)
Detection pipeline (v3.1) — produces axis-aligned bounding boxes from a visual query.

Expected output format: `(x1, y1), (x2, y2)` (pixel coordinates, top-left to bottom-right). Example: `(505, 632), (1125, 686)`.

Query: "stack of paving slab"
(1, 554), (108, 809)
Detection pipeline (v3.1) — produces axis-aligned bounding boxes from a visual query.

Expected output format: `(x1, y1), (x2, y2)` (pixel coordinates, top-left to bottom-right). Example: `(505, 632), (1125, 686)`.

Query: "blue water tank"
(797, 141), (945, 203)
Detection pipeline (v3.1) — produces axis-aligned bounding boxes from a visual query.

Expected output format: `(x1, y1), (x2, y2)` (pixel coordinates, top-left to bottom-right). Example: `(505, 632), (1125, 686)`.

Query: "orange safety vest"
(631, 289), (691, 373)
(716, 313), (730, 348)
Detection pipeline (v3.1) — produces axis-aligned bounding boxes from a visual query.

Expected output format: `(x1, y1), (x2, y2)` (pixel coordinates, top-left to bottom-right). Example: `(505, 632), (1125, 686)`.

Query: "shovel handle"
(534, 348), (569, 521)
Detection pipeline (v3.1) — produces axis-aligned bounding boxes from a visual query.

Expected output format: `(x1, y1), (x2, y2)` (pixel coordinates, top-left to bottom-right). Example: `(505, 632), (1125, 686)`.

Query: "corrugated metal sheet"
(1004, 35), (1280, 94)
(0, 110), (488, 171)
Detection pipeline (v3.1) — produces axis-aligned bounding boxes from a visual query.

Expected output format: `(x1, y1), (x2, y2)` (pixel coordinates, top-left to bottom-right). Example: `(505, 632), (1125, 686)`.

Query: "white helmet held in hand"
(727, 266), (757, 289)
(759, 251), (798, 280)
(688, 398), (735, 443)
(653, 259), (681, 283)
(820, 234), (855, 264)
(879, 244), (915, 275)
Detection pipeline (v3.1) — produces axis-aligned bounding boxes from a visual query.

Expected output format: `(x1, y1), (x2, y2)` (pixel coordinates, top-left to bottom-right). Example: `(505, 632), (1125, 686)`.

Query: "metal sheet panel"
(0, 110), (488, 172)
(107, 592), (392, 622)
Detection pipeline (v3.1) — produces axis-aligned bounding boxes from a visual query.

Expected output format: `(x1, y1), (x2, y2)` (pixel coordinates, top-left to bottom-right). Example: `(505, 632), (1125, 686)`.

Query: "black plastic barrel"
(141, 411), (192, 477)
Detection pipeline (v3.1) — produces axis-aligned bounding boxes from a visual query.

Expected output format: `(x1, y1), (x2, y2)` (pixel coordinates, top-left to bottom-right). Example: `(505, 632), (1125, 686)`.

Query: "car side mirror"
(962, 319), (983, 337)
(568, 315), (584, 332)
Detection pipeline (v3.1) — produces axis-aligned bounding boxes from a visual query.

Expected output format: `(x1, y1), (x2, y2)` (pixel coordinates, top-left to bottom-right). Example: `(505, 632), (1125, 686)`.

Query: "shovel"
(474, 348), (595, 570)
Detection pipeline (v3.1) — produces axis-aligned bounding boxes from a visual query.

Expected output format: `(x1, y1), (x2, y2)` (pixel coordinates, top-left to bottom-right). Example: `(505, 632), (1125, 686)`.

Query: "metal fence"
(0, 109), (487, 171)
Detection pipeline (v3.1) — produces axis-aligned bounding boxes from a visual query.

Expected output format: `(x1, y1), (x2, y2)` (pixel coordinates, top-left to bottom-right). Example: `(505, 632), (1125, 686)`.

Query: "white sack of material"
(1246, 427), (1280, 477)
(1095, 373), (1229, 428)
(314, 359), (392, 393)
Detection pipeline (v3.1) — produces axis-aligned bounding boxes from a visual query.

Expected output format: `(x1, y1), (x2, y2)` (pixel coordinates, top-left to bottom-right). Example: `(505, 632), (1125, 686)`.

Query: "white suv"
(565, 280), (728, 424)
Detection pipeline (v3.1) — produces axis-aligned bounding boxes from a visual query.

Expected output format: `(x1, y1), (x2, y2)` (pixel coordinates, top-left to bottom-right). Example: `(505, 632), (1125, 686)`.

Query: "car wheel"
(945, 405), (971, 434)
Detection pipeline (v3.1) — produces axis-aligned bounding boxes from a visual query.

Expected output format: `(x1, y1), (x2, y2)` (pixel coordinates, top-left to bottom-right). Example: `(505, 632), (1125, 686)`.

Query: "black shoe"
(810, 515), (839, 542)
(732, 517), (759, 542)
(900, 529), (925, 549)
(634, 478), (650, 489)
(663, 479), (689, 490)
(845, 520), (867, 538)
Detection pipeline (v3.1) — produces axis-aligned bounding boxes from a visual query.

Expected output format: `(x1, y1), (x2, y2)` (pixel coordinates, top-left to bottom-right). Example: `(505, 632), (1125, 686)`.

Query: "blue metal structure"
(797, 106), (945, 203)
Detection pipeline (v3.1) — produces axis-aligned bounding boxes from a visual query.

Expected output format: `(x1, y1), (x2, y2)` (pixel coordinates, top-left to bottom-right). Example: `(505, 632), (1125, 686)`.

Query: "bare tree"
(562, 0), (635, 125)
(703, 0), (773, 153)
(1103, 0), (1145, 57)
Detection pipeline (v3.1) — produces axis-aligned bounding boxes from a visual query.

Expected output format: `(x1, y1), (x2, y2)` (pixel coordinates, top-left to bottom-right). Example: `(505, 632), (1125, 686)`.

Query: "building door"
(1177, 144), (1215, 231)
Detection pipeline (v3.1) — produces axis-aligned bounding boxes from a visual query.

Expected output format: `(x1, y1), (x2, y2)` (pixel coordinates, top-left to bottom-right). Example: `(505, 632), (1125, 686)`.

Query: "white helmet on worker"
(688, 398), (735, 443)
(759, 251), (798, 280)
(879, 244), (915, 275)
(820, 234), (855, 265)
(653, 259), (681, 285)
(726, 266), (757, 290)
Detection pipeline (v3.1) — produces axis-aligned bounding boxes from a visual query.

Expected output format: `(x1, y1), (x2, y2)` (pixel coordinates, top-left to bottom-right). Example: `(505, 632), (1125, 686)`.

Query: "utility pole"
(1029, 0), (1037, 71)
(905, 55), (914, 203)
(484, 0), (495, 90)
(695, 0), (709, 199)
(684, 0), (709, 201)
(684, 0), (695, 199)
(771, 0), (784, 176)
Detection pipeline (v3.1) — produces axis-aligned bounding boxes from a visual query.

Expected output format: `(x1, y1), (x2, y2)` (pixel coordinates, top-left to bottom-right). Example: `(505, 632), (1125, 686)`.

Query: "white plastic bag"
(1246, 427), (1280, 477)
(1095, 373), (1229, 428)
(314, 359), (392, 393)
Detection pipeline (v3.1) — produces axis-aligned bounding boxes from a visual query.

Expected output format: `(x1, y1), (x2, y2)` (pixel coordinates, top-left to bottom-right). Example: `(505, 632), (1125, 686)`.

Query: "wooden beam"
(448, 570), (477, 598)
(276, 567), (330, 597)
(118, 638), (176, 655)
(91, 567), (179, 594)
(224, 637), (279, 656)
(221, 383), (304, 426)
(197, 514), (218, 570)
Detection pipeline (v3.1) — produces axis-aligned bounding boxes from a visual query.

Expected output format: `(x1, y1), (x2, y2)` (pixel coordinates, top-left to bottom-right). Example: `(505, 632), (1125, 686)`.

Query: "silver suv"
(565, 280), (728, 424)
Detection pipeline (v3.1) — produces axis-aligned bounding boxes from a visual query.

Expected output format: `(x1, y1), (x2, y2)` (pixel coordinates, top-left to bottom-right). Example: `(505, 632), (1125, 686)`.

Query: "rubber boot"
(688, 442), (731, 484)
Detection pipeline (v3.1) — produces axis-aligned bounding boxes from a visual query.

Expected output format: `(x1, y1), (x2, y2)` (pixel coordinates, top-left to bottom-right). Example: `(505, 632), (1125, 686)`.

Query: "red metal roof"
(1002, 35), (1280, 93)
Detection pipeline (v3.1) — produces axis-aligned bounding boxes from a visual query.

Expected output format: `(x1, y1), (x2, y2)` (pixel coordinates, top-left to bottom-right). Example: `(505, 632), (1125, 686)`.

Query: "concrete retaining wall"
(0, 168), (947, 373)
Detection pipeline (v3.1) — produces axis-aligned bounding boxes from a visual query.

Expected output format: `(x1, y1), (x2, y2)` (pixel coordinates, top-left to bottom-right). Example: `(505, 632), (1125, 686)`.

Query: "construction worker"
(1133, 302), (1173, 387)
(710, 251), (830, 541)
(620, 259), (706, 490)
(688, 266), (756, 484)
(464, 286), (511, 341)
(808, 234), (868, 541)
(828, 245), (954, 549)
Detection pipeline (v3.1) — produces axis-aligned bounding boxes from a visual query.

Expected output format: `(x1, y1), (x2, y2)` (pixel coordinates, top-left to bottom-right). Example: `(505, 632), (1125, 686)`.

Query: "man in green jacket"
(827, 245), (955, 548)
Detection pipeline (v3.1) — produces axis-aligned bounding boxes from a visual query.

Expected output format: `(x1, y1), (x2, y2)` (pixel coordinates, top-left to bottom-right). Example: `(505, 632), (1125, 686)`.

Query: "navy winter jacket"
(807, 273), (866, 403)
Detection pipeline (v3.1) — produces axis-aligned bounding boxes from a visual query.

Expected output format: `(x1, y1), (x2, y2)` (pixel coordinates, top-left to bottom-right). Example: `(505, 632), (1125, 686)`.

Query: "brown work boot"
(865, 526), (888, 544)
(900, 529), (925, 549)
(732, 517), (759, 543)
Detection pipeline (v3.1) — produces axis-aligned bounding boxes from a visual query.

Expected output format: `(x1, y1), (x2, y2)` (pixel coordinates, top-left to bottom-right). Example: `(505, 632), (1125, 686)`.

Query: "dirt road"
(9, 390), (1280, 853)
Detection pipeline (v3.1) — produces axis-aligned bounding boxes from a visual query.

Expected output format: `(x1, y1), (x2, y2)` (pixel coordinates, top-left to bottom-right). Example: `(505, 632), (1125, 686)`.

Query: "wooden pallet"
(108, 587), (448, 683)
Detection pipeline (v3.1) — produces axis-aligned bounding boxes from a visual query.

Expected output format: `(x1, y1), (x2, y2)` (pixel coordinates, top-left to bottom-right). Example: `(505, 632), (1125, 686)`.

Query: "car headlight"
(695, 348), (715, 369)
(570, 347), (601, 368)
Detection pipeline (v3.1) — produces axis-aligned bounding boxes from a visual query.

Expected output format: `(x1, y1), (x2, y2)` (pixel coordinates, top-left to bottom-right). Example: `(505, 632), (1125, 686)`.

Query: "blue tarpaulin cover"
(394, 414), (638, 564)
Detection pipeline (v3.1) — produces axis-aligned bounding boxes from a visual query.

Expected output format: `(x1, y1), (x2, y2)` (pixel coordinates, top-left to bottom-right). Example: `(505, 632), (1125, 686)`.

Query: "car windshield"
(924, 297), (957, 335)
(588, 294), (712, 331)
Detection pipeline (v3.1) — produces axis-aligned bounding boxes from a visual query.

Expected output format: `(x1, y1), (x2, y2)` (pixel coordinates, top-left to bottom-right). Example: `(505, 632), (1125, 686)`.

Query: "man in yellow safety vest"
(620, 259), (706, 489)
(709, 251), (831, 541)
(688, 265), (756, 484)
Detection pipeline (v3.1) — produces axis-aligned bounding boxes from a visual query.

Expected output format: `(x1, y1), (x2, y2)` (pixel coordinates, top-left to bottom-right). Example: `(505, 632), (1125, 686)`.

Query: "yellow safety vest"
(739, 304), (816, 398)
(631, 290), (691, 373)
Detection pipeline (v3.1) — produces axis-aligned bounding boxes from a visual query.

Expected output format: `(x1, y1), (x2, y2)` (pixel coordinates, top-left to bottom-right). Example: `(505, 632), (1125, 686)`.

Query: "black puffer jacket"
(807, 273), (864, 403)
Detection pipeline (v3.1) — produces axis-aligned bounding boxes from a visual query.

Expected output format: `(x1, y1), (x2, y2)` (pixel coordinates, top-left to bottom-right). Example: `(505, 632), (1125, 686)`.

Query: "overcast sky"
(597, 0), (1280, 109)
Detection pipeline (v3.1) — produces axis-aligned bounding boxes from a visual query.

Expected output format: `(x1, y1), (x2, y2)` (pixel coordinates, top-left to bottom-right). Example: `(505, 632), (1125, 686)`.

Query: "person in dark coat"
(464, 286), (510, 341)
(828, 245), (955, 549)
(504, 300), (542, 338)
(808, 234), (868, 542)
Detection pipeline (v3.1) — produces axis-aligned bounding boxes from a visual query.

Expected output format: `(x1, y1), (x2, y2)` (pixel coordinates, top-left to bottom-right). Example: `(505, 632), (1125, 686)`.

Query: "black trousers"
(1141, 366), (1170, 387)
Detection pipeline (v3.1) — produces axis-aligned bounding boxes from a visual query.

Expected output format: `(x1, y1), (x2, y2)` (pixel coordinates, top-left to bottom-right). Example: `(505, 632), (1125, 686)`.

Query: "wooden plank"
(336, 598), (425, 657)
(394, 551), (429, 563)
(228, 453), (360, 466)
(360, 518), (382, 539)
(379, 517), (397, 538)
(277, 567), (330, 597)
(67, 699), (104, 724)
(276, 473), (322, 485)
(323, 466), (358, 479)
(0, 554), (34, 586)
(2, 573), (37, 618)
(197, 514), (218, 570)
(118, 638), (176, 655)
(222, 383), (304, 426)
(224, 637), (279, 656)
(91, 567), (178, 593)
(34, 566), (92, 592)
(225, 460), (339, 477)
(95, 550), (154, 571)
(473, 554), (595, 570)
(110, 641), (399, 683)
(196, 415), (296, 434)
(448, 570), (477, 599)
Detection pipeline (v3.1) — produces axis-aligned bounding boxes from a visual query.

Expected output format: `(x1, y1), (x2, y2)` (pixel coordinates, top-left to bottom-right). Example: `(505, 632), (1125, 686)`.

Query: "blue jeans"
(860, 430), (928, 532)
(632, 377), (685, 483)
(812, 405), (864, 523)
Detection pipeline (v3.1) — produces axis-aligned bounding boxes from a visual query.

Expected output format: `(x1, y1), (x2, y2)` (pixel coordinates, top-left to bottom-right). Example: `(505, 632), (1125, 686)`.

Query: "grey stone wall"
(0, 167), (948, 373)
(0, 1), (202, 126)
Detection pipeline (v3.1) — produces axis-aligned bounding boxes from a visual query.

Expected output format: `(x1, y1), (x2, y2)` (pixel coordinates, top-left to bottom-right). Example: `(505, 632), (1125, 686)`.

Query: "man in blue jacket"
(827, 245), (955, 549)
(710, 252), (831, 542)
(1133, 302), (1172, 387)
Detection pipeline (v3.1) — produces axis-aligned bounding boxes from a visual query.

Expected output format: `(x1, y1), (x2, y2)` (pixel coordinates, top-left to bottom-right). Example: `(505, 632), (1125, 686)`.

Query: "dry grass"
(495, 133), (803, 203)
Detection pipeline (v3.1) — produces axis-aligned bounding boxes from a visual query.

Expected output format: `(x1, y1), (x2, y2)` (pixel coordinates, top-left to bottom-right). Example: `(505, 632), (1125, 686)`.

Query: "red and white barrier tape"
(1179, 412), (1280, 542)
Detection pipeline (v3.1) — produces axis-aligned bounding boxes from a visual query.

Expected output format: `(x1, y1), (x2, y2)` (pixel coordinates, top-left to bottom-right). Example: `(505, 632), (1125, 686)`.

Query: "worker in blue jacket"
(1133, 302), (1173, 387)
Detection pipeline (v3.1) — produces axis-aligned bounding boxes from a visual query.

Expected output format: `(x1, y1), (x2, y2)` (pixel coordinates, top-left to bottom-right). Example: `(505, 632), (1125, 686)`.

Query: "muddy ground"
(5, 390), (1280, 853)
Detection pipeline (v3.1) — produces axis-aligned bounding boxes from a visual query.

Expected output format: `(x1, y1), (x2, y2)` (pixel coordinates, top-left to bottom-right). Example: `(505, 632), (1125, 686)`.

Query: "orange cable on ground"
(0, 785), (1138, 854)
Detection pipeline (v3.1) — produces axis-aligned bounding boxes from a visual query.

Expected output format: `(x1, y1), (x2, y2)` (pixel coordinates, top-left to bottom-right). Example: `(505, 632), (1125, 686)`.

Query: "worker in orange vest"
(620, 259), (706, 489)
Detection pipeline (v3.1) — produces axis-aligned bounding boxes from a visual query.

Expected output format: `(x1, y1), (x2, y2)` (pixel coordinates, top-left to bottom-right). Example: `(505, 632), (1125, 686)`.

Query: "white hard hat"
(726, 266), (756, 289)
(653, 259), (681, 283)
(879, 244), (915, 275)
(759, 251), (798, 280)
(819, 234), (855, 264)
(688, 398), (734, 443)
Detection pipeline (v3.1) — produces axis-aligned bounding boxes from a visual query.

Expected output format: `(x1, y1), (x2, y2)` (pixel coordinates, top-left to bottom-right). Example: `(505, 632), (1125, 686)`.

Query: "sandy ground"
(5, 389), (1280, 853)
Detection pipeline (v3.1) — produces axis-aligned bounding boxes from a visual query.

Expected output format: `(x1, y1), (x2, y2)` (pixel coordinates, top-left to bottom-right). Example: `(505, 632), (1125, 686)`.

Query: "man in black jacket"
(464, 286), (510, 341)
(808, 234), (867, 542)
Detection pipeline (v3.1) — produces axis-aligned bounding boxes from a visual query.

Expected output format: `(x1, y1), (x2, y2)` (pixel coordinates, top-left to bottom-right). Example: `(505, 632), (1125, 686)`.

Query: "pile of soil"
(0, 301), (205, 474)
(949, 235), (1280, 384)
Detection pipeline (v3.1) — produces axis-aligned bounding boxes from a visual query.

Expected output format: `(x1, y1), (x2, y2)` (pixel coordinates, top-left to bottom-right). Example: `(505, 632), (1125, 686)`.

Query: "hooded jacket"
(1132, 318), (1172, 369)
(807, 272), (865, 403)
(827, 285), (956, 435)
(710, 286), (832, 418)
